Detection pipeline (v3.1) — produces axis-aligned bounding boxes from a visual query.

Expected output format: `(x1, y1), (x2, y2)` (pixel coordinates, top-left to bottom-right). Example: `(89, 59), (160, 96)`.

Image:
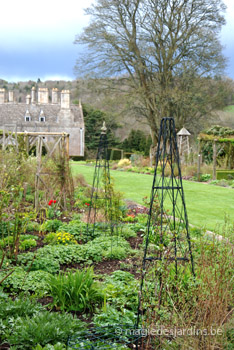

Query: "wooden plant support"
(1, 129), (73, 212)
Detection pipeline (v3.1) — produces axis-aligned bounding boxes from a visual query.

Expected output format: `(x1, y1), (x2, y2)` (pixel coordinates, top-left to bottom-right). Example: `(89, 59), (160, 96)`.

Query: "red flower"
(85, 202), (90, 206)
(48, 200), (53, 206)
(53, 200), (57, 204)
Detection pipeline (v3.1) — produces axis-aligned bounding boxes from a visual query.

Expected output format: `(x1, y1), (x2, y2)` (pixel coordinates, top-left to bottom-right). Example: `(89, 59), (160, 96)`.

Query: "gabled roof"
(0, 103), (83, 124)
(177, 127), (191, 136)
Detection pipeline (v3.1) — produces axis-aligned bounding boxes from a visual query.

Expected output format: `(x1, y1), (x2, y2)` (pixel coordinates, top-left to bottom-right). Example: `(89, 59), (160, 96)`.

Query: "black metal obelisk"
(136, 117), (195, 347)
(86, 122), (114, 238)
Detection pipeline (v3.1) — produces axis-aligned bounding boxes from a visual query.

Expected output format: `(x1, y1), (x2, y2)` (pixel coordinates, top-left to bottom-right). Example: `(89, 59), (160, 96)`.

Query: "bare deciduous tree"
(75, 0), (227, 145)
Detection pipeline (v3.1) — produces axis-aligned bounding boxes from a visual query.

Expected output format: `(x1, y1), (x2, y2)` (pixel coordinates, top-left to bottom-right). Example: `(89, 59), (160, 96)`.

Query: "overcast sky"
(0, 0), (233, 82)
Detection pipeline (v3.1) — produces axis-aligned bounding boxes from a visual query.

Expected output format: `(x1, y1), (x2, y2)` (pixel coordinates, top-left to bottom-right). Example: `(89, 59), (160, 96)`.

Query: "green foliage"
(18, 241), (104, 271)
(33, 344), (66, 350)
(0, 294), (45, 342)
(49, 268), (104, 312)
(17, 235), (132, 276)
(83, 104), (119, 151)
(103, 246), (131, 260)
(0, 234), (38, 251)
(5, 311), (84, 349)
(224, 316), (234, 350)
(44, 231), (77, 245)
(119, 225), (136, 239)
(0, 267), (51, 294)
(56, 220), (96, 243)
(122, 129), (152, 156)
(216, 170), (234, 180)
(103, 271), (138, 311)
(93, 305), (136, 327)
(92, 235), (131, 253)
(68, 337), (130, 350)
(122, 215), (135, 223)
(200, 173), (211, 182)
(17, 252), (60, 274)
(19, 237), (37, 251)
(74, 186), (92, 210)
(0, 293), (44, 320)
(109, 148), (123, 160)
(97, 172), (126, 225)
(204, 125), (234, 137)
(0, 185), (37, 259)
(40, 219), (63, 233)
(136, 213), (148, 225)
(200, 125), (234, 167)
(26, 221), (41, 232)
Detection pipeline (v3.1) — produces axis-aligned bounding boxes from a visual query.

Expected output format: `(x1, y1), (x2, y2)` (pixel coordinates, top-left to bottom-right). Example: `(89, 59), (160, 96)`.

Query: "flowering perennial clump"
(48, 200), (57, 206)
(56, 231), (77, 245)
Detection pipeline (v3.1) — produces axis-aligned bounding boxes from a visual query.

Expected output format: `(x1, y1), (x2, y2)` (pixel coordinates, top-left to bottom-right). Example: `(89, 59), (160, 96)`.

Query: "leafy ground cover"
(71, 162), (234, 233)
(0, 153), (233, 349)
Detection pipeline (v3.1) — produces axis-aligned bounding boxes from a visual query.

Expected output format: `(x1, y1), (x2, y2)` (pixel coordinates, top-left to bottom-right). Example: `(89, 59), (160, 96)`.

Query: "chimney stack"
(31, 87), (36, 104)
(60, 90), (70, 109)
(8, 90), (14, 103)
(52, 88), (59, 104)
(38, 87), (49, 104)
(26, 95), (31, 105)
(0, 88), (5, 104)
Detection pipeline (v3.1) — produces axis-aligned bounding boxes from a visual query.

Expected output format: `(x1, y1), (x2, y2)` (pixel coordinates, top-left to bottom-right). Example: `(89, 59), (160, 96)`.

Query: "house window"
(39, 116), (46, 122)
(24, 109), (31, 121)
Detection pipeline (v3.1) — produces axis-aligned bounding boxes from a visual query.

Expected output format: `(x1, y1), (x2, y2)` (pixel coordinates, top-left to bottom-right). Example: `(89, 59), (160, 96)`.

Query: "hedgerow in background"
(82, 104), (120, 155)
(122, 129), (152, 156)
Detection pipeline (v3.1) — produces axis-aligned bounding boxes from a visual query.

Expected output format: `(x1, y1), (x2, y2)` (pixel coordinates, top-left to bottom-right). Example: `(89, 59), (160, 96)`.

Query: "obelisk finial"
(101, 121), (107, 134)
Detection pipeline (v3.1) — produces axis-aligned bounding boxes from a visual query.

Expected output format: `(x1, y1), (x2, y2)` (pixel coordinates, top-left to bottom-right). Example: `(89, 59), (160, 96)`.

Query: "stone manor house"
(0, 87), (84, 156)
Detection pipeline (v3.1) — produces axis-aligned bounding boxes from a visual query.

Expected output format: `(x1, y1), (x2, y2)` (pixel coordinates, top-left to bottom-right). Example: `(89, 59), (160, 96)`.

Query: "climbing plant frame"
(198, 125), (234, 179)
(87, 122), (115, 237)
(0, 129), (73, 211)
(32, 132), (73, 211)
(136, 117), (195, 347)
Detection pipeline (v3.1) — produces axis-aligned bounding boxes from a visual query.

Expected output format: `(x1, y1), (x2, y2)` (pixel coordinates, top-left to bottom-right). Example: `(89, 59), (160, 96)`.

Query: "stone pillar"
(60, 90), (70, 109)
(0, 88), (5, 104)
(26, 95), (31, 104)
(8, 90), (14, 103)
(38, 88), (49, 104)
(52, 88), (59, 104)
(31, 87), (36, 104)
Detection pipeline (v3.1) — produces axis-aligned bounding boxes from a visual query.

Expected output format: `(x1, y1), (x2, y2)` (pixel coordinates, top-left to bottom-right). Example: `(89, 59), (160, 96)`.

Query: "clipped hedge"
(109, 148), (123, 160)
(216, 170), (234, 180)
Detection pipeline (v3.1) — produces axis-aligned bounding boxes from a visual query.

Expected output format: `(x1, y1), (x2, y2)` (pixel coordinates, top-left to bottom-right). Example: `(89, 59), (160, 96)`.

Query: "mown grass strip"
(71, 162), (234, 233)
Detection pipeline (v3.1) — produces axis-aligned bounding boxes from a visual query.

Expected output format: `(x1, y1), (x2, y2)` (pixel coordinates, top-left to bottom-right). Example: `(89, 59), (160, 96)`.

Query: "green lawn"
(71, 162), (234, 233)
(224, 105), (234, 113)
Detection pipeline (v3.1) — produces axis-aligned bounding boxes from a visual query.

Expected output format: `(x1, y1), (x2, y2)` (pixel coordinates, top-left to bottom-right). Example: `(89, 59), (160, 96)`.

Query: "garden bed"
(0, 156), (233, 349)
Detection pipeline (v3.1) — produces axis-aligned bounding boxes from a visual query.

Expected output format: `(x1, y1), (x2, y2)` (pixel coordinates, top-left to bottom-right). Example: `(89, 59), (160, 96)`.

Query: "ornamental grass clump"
(117, 158), (131, 168)
(49, 268), (104, 312)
